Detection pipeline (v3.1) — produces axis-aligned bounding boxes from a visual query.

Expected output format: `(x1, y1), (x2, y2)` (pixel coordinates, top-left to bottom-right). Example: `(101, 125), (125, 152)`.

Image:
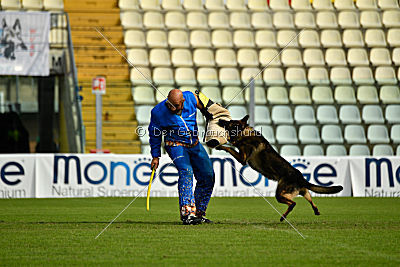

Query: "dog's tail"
(306, 182), (343, 194)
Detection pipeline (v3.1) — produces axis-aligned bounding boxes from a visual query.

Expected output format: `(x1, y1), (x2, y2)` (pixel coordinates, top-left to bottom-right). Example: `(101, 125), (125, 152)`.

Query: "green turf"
(0, 197), (399, 266)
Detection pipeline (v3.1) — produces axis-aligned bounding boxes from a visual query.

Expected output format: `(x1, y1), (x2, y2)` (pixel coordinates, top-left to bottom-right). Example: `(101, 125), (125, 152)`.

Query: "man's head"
(166, 89), (185, 115)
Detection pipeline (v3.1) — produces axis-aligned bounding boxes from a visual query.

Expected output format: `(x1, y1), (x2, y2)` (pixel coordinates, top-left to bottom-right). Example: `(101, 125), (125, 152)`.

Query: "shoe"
(182, 214), (202, 225)
(198, 216), (213, 224)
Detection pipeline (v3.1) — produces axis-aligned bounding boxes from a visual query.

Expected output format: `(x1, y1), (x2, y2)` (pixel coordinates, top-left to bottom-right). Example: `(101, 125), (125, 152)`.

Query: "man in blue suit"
(148, 89), (215, 225)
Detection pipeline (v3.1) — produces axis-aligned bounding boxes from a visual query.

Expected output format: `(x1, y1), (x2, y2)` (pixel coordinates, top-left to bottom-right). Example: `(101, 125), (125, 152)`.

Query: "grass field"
(0, 197), (399, 266)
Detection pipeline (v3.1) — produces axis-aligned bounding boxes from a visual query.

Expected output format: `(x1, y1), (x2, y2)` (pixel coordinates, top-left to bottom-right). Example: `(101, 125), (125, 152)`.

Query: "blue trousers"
(165, 142), (215, 213)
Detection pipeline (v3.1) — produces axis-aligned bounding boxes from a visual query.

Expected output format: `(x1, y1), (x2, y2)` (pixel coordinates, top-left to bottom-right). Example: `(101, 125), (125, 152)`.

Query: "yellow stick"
(146, 169), (155, 211)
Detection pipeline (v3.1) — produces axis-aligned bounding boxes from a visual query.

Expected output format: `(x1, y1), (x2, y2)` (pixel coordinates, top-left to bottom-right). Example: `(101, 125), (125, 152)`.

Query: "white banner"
(0, 155), (35, 198)
(350, 157), (400, 197)
(0, 12), (50, 76)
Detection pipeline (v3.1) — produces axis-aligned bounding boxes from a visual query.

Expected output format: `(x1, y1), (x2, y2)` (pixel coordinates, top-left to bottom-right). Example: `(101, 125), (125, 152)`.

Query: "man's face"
(166, 98), (185, 115)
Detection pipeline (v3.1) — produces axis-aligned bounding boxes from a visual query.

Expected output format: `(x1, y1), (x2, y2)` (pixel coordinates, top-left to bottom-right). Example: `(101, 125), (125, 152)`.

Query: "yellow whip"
(146, 168), (156, 211)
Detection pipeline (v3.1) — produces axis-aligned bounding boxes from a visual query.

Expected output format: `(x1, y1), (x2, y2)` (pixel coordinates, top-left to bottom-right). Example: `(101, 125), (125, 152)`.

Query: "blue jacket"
(148, 91), (199, 158)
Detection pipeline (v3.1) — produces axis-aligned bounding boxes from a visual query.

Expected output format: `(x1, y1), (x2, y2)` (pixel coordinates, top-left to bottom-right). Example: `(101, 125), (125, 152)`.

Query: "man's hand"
(151, 157), (159, 170)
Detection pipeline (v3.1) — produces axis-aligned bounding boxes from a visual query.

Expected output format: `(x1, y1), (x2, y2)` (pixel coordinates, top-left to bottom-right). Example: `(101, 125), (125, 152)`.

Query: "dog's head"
(218, 115), (249, 142)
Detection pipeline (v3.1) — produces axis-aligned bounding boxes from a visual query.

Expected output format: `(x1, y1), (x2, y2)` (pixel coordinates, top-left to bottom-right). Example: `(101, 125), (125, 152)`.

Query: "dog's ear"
(241, 115), (249, 124)
(2, 19), (7, 28)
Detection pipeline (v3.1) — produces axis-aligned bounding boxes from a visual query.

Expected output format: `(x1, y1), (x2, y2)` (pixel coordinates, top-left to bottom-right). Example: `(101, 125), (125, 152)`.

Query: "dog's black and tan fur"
(217, 115), (343, 221)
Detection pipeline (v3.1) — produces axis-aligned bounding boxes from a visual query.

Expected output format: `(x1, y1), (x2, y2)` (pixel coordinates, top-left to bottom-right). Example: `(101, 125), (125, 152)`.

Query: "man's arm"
(148, 109), (162, 169)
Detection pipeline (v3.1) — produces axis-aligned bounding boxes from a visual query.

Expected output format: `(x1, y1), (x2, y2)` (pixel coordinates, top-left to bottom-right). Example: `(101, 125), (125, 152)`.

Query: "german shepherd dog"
(217, 115), (343, 221)
(0, 18), (27, 60)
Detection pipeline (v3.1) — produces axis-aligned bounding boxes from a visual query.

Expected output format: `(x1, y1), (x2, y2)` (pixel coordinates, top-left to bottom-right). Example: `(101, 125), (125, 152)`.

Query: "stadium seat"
(201, 87), (222, 103)
(149, 49), (170, 67)
(165, 11), (186, 29)
(330, 67), (352, 85)
(335, 0), (356, 10)
(317, 105), (339, 124)
(255, 31), (277, 48)
(222, 86), (245, 105)
(382, 10), (400, 27)
(292, 0), (312, 10)
(254, 106), (271, 124)
(325, 48), (347, 66)
(276, 126), (298, 144)
(303, 145), (324, 156)
(295, 12), (317, 29)
(205, 0), (225, 11)
(187, 12), (208, 30)
(209, 12), (229, 29)
(340, 105), (362, 123)
(121, 12), (143, 29)
(241, 68), (263, 85)
(280, 145), (301, 156)
(153, 67), (174, 85)
(362, 105), (385, 124)
(267, 86), (289, 104)
(230, 12), (251, 29)
(143, 12), (164, 29)
(312, 86), (334, 104)
(289, 86), (312, 104)
(43, 0), (62, 10)
(294, 105), (316, 124)
(375, 67), (397, 85)
(219, 68), (241, 86)
(335, 86), (357, 104)
(388, 29), (400, 47)
(391, 125), (400, 143)
(353, 67), (375, 85)
(356, 0), (378, 10)
(316, 11), (338, 28)
(349, 145), (370, 155)
(227, 105), (247, 119)
(245, 87), (267, 104)
(368, 124), (390, 143)
(307, 67), (329, 85)
(343, 30), (364, 47)
(312, 0), (334, 10)
(124, 30), (145, 48)
(320, 30), (342, 48)
(141, 0), (160, 10)
(380, 86), (400, 104)
(146, 30), (167, 48)
(373, 145), (394, 156)
(272, 105), (293, 124)
(175, 68), (196, 85)
(237, 49), (259, 67)
(393, 48), (400, 65)
(23, 0), (43, 10)
(215, 49), (237, 67)
(226, 0), (246, 11)
(326, 145), (347, 156)
(135, 105), (153, 125)
(190, 30), (211, 48)
(171, 49), (193, 67)
(248, 0), (269, 11)
(365, 29), (387, 47)
(357, 86), (379, 104)
(193, 49), (215, 67)
(397, 145), (400, 156)
(233, 31), (255, 48)
(378, 0), (399, 9)
(254, 125), (275, 143)
(264, 68), (285, 85)
(270, 0), (290, 10)
(139, 130), (150, 145)
(130, 67), (151, 85)
(321, 125), (344, 144)
(347, 48), (369, 66)
(183, 0), (203, 11)
(197, 68), (218, 86)
(251, 12), (273, 29)
(212, 30), (233, 48)
(162, 0), (182, 11)
(360, 11), (382, 28)
(141, 145), (151, 154)
(299, 30), (320, 48)
(299, 125), (321, 144)
(168, 31), (189, 48)
(119, 0), (140, 11)
(273, 12), (294, 29)
(277, 30), (299, 47)
(370, 48), (392, 66)
(305, 51), (326, 67)
(259, 49), (281, 66)
(385, 105), (400, 123)
(156, 86), (174, 102)
(281, 49), (303, 66)
(132, 86), (155, 104)
(286, 68), (307, 85)
(345, 125), (367, 143)
(127, 49), (149, 66)
(338, 11), (360, 28)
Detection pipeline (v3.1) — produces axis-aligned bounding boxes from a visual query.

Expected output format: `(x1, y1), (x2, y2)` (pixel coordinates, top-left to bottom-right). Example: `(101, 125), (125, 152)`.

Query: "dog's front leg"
(216, 146), (246, 165)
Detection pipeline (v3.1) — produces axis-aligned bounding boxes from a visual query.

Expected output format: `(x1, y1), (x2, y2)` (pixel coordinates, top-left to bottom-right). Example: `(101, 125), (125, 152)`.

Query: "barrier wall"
(0, 154), (399, 198)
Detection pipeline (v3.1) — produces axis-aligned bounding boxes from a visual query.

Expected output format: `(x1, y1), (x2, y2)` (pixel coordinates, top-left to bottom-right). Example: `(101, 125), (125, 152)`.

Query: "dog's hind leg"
(275, 190), (297, 222)
(300, 189), (320, 216)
